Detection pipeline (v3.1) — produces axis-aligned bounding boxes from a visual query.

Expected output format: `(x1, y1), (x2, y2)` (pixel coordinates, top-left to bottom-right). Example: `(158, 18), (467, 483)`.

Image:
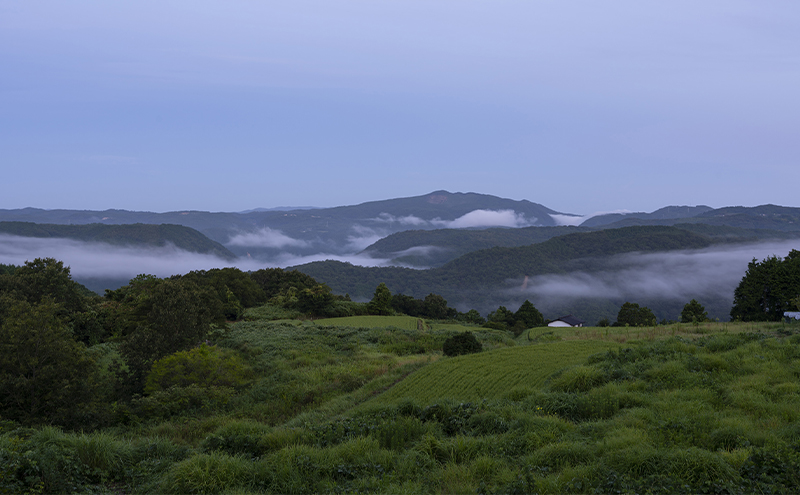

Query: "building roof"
(551, 315), (585, 326)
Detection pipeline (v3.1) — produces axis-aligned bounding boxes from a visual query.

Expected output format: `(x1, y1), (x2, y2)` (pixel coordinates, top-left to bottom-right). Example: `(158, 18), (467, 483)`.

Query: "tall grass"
(4, 316), (799, 494)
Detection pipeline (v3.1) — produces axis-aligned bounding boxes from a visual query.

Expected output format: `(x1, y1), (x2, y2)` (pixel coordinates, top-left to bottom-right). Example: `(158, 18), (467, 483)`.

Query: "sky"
(2, 1), (799, 215)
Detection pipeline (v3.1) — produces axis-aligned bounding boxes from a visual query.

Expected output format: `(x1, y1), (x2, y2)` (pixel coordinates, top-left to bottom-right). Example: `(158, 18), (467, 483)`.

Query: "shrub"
(442, 332), (483, 357)
(144, 344), (252, 395)
(159, 451), (253, 494)
(548, 365), (606, 393)
(132, 385), (235, 420)
(201, 420), (274, 458)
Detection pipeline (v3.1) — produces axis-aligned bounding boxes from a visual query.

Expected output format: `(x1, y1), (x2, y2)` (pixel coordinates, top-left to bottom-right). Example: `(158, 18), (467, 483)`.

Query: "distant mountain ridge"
(0, 191), (570, 260)
(581, 205), (714, 227)
(3, 194), (800, 323)
(2, 193), (799, 264)
(595, 204), (800, 232)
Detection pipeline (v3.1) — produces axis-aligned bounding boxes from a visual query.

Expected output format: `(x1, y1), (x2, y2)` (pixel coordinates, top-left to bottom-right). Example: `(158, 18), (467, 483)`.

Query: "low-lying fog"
(515, 241), (800, 303)
(1, 234), (797, 320)
(0, 234), (392, 283)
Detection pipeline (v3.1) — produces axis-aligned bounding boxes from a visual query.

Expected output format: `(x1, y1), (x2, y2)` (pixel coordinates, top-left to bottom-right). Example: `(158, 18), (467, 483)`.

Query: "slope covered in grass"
(313, 315), (423, 330)
(370, 340), (623, 405)
(4, 316), (800, 494)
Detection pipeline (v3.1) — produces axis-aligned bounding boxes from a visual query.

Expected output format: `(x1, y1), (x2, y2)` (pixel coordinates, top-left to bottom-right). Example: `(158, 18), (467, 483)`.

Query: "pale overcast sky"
(2, 1), (799, 215)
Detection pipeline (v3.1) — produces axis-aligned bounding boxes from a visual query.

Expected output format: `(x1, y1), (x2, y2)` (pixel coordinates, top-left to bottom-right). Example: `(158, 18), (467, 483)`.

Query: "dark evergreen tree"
(368, 282), (393, 315)
(514, 300), (545, 328)
(730, 250), (800, 321)
(681, 299), (709, 323)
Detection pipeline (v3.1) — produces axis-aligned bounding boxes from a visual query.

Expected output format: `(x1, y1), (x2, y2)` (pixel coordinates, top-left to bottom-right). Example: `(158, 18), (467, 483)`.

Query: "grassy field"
(313, 314), (425, 330)
(370, 340), (623, 405)
(525, 320), (778, 343)
(3, 313), (800, 494)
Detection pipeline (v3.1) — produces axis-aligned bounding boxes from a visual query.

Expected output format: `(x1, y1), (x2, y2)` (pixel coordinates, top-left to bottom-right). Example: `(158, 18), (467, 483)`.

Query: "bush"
(159, 451), (253, 494)
(548, 365), (606, 393)
(144, 344), (252, 395)
(131, 385), (235, 420)
(442, 332), (483, 357)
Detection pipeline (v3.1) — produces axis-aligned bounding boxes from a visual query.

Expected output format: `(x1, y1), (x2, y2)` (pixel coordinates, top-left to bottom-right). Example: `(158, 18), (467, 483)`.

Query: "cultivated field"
(370, 340), (623, 404)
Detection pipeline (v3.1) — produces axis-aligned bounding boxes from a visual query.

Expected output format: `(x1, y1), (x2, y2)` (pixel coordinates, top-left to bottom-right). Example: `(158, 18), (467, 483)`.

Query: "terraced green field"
(313, 315), (424, 330)
(369, 339), (625, 405)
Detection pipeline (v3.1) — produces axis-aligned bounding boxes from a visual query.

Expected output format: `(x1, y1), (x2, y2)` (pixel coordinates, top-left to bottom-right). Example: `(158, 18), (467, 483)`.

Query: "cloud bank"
(375, 209), (536, 229)
(226, 227), (308, 248)
(514, 240), (800, 304)
(550, 210), (633, 226)
(0, 234), (395, 285)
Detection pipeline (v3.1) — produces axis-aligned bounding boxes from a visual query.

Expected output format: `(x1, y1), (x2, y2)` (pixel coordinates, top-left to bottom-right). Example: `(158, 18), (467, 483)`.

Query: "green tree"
(180, 267), (266, 308)
(423, 293), (449, 320)
(3, 257), (88, 314)
(391, 293), (425, 316)
(222, 287), (244, 321)
(368, 282), (393, 315)
(731, 250), (800, 321)
(514, 300), (544, 328)
(681, 299), (709, 323)
(118, 278), (218, 393)
(296, 284), (335, 316)
(442, 332), (483, 357)
(0, 298), (96, 426)
(249, 268), (318, 299)
(461, 309), (486, 325)
(616, 302), (656, 327)
(487, 306), (515, 329)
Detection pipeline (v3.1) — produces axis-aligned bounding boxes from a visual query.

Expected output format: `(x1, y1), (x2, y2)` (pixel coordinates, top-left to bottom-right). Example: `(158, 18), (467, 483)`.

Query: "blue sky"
(2, 1), (799, 215)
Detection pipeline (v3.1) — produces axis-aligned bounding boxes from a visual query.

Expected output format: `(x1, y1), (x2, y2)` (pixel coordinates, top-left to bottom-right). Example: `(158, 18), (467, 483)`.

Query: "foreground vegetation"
(2, 313), (800, 493)
(2, 254), (800, 493)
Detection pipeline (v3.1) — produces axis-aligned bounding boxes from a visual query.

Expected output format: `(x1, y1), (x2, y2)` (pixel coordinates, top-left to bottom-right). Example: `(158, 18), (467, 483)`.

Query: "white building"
(547, 315), (585, 327)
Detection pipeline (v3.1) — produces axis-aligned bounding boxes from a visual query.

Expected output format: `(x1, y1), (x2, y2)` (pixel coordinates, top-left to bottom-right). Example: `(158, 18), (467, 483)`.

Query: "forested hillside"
(296, 226), (729, 322)
(597, 205), (800, 232)
(581, 205), (713, 227)
(0, 222), (236, 259)
(365, 223), (800, 269)
(362, 225), (589, 267)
